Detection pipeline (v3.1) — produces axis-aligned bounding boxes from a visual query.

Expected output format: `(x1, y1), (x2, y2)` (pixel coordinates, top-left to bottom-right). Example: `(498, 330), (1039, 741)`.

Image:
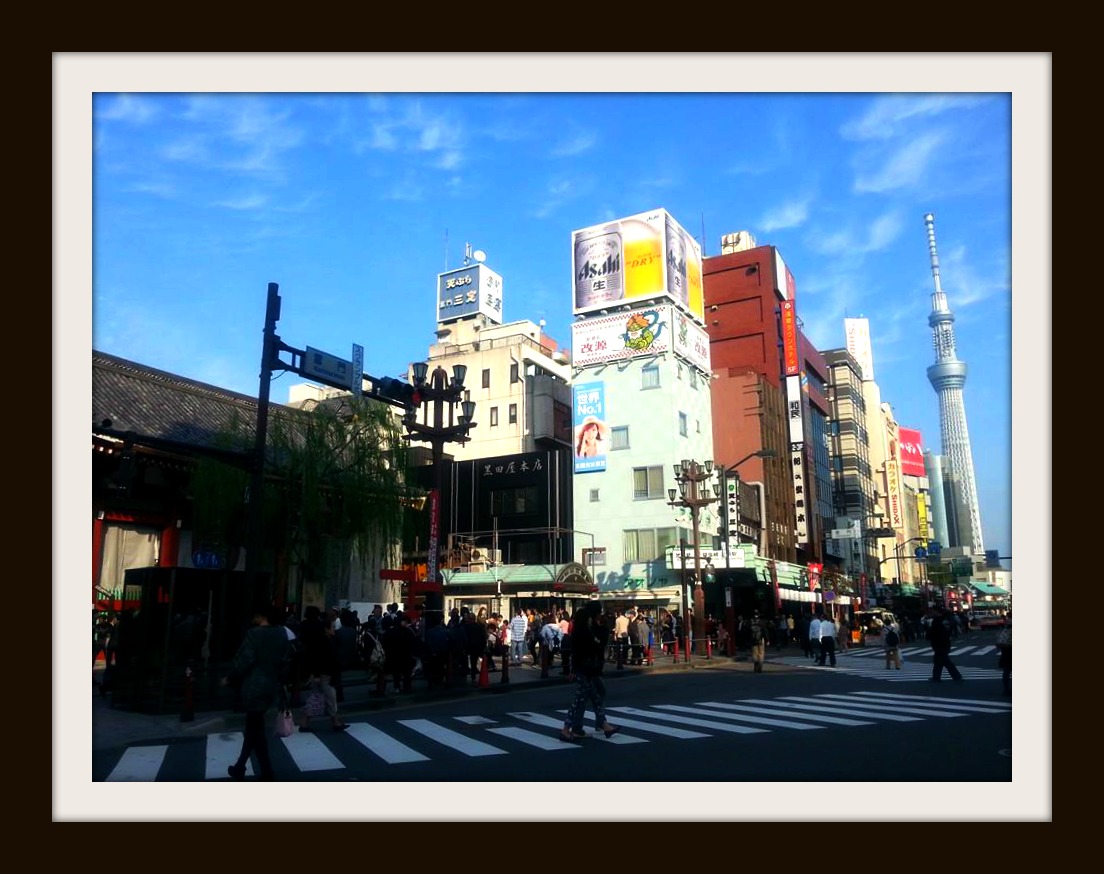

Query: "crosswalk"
(774, 644), (1002, 682)
(102, 691), (1011, 781)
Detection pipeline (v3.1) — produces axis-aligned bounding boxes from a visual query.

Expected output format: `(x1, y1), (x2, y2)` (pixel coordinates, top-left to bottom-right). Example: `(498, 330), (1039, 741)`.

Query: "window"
(632, 465), (665, 500)
(623, 526), (678, 562)
(482, 368), (491, 389)
(677, 363), (684, 380)
(611, 426), (629, 450)
(490, 406), (499, 426)
(589, 489), (600, 502)
(678, 412), (688, 436)
(509, 403), (517, 424)
(490, 486), (538, 516)
(696, 419), (701, 434)
(642, 364), (660, 389)
(689, 370), (698, 390)
(510, 362), (519, 384)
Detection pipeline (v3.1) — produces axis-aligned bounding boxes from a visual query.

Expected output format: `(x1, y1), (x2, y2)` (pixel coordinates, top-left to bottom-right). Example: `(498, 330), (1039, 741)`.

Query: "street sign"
(351, 343), (364, 393)
(303, 346), (354, 386)
(914, 546), (927, 560)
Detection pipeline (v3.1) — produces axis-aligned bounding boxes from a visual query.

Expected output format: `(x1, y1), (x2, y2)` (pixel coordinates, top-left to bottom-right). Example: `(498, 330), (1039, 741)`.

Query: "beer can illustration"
(574, 225), (623, 311)
(665, 215), (689, 308)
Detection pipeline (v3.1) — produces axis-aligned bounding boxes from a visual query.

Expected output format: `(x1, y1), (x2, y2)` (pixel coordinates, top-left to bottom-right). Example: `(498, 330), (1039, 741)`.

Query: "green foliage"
(265, 395), (411, 582)
(190, 397), (413, 589)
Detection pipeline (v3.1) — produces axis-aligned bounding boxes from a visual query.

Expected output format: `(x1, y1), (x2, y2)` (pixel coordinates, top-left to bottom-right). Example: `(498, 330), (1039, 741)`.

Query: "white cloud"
(760, 199), (811, 232)
(96, 94), (159, 124)
(841, 94), (985, 141)
(854, 131), (945, 193)
(212, 193), (268, 210)
(865, 212), (904, 251)
(551, 132), (597, 158)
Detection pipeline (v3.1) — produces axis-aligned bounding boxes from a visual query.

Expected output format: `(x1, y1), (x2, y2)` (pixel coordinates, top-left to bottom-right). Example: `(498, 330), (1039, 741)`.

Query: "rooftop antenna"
(463, 242), (472, 266)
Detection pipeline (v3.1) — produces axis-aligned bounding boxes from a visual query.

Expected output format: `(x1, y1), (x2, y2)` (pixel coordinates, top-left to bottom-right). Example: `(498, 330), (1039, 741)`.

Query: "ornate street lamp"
(667, 459), (722, 657)
(400, 363), (476, 622)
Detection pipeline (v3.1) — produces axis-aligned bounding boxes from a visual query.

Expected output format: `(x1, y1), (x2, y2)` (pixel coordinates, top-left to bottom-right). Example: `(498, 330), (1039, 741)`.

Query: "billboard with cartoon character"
(571, 304), (710, 372)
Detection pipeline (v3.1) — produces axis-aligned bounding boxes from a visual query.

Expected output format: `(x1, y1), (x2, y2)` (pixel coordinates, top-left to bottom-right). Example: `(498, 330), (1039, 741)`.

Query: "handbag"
(275, 708), (295, 738)
(304, 689), (326, 717)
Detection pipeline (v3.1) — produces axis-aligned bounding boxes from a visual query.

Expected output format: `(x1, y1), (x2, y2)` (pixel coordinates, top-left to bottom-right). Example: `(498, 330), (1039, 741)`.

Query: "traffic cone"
(479, 655), (490, 687)
(706, 638), (712, 660)
(673, 639), (679, 663)
(645, 645), (653, 666)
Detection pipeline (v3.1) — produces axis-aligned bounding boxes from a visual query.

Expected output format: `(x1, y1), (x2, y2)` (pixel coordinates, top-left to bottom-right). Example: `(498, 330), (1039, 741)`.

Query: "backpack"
(362, 630), (385, 670)
(885, 628), (900, 648)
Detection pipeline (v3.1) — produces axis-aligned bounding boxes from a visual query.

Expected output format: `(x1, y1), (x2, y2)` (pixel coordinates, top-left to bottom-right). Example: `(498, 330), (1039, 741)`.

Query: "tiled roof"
(92, 351), (277, 450)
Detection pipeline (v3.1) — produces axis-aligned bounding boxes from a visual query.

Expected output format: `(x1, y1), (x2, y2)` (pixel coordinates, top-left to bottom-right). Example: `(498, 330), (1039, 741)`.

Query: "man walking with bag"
(927, 604), (964, 682)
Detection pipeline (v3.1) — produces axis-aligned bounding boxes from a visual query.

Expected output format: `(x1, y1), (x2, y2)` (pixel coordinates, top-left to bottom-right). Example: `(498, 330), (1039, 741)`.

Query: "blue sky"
(90, 87), (1014, 559)
(60, 53), (1049, 823)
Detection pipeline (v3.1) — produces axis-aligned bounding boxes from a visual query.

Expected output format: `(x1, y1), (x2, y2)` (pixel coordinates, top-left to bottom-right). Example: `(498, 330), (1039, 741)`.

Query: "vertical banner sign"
(791, 443), (808, 544)
(886, 448), (902, 529)
(781, 300), (800, 376)
(725, 474), (739, 561)
(769, 560), (782, 611)
(917, 496), (930, 544)
(351, 343), (364, 394)
(860, 572), (868, 607)
(426, 489), (440, 588)
(573, 382), (609, 473)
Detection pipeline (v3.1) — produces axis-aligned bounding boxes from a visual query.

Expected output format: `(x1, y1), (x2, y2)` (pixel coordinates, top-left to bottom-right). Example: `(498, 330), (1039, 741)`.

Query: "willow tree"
(191, 395), (414, 608)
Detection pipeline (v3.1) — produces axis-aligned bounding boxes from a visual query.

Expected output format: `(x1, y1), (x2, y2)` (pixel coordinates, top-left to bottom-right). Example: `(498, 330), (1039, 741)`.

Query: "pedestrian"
(509, 607), (528, 666)
(378, 611), (417, 694)
(787, 613), (796, 645)
(748, 610), (766, 672)
(463, 609), (485, 683)
(614, 609), (630, 668)
(926, 605), (964, 682)
(297, 608), (349, 731)
(538, 613), (562, 678)
(884, 620), (902, 670)
(808, 612), (822, 663)
(333, 607), (359, 703)
(628, 609), (646, 665)
(560, 601), (620, 742)
(222, 604), (293, 781)
(817, 611), (837, 666)
(996, 613), (1012, 695)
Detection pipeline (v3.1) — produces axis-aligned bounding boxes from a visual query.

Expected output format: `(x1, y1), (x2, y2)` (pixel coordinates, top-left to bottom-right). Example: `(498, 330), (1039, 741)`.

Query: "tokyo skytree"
(924, 212), (984, 554)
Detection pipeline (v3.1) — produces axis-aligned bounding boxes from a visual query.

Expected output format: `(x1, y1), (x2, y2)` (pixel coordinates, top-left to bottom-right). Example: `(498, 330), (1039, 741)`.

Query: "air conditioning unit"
(470, 548), (502, 564)
(469, 562), (487, 573)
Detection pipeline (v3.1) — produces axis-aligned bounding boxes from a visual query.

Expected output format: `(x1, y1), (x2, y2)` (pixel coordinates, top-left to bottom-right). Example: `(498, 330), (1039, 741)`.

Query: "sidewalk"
(92, 646), (790, 751)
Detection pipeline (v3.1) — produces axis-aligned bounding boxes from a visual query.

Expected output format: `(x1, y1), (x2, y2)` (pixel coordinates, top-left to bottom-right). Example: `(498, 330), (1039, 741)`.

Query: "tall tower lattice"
(924, 212), (984, 554)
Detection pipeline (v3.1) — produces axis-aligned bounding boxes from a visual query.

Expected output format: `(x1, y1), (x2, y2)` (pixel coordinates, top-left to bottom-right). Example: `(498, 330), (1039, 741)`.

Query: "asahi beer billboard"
(572, 208), (703, 322)
(437, 263), (504, 325)
(571, 304), (710, 372)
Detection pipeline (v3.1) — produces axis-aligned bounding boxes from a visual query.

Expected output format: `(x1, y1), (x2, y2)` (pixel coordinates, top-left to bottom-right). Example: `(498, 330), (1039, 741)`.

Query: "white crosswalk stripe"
(99, 691), (1011, 781)
(398, 718), (507, 756)
(106, 744), (169, 781)
(774, 651), (1002, 682)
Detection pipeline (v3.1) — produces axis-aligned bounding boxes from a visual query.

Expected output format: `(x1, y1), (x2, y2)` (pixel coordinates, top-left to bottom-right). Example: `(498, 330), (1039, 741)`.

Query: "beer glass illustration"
(621, 217), (664, 301)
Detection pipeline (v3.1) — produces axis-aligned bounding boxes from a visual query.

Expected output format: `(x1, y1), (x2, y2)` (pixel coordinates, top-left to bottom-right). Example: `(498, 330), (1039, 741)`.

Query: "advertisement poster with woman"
(573, 382), (609, 473)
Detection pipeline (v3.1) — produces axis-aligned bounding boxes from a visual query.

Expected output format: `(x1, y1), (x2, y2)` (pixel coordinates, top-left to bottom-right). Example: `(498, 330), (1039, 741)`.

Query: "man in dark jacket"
(926, 605), (964, 682)
(560, 601), (620, 742)
(224, 605), (292, 781)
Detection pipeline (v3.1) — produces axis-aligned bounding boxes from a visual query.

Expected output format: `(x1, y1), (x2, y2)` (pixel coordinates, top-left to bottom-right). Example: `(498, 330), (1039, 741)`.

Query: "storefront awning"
(440, 562), (596, 596)
(969, 582), (1009, 597)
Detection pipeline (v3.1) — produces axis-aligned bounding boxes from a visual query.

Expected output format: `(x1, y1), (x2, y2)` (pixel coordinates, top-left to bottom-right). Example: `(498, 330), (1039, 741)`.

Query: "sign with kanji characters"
(791, 442), (808, 544)
(573, 382), (608, 474)
(437, 263), (503, 325)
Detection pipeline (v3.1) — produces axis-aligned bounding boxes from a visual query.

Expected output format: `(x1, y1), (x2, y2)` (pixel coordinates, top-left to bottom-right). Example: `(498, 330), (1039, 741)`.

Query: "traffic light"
(375, 376), (420, 409)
